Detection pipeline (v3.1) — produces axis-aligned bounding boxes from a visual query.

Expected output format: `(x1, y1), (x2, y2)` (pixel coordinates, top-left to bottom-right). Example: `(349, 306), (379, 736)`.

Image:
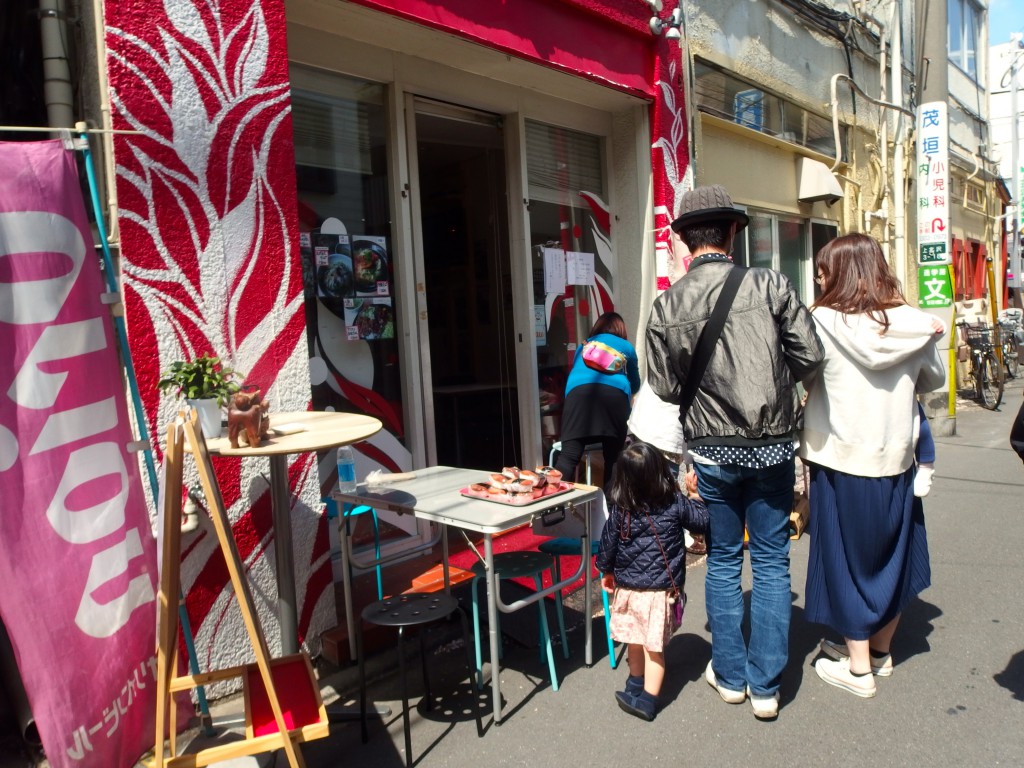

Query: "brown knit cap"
(670, 184), (749, 234)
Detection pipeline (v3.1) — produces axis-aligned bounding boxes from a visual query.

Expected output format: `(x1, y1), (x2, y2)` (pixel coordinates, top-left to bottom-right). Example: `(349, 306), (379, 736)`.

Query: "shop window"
(289, 68), (406, 445)
(525, 120), (609, 460)
(693, 59), (845, 160)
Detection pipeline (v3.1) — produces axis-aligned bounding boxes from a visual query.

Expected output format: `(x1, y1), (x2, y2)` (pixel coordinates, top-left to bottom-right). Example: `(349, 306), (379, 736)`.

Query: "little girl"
(595, 441), (709, 721)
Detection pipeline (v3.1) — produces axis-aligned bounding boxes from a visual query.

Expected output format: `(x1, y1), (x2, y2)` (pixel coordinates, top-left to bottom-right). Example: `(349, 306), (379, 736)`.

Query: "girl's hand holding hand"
(601, 572), (615, 594)
(684, 469), (701, 499)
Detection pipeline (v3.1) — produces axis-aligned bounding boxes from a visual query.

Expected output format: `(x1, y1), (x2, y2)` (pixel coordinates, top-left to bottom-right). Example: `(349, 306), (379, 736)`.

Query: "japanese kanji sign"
(917, 265), (953, 308)
(916, 102), (951, 266)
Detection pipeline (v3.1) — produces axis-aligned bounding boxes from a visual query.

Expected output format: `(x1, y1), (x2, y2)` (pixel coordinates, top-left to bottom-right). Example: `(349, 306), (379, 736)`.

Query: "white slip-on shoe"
(704, 661), (745, 704)
(819, 639), (893, 677)
(814, 657), (877, 698)
(745, 687), (779, 720)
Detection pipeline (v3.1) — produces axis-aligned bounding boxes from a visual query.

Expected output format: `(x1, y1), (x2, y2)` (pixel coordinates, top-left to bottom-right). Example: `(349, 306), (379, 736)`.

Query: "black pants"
(553, 434), (626, 489)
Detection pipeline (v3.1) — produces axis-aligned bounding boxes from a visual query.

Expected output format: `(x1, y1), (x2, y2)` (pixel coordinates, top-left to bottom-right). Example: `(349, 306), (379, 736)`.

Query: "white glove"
(914, 464), (934, 498)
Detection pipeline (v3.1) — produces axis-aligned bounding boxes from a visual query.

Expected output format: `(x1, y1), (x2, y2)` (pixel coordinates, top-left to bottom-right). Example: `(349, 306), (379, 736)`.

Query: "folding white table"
(335, 466), (602, 723)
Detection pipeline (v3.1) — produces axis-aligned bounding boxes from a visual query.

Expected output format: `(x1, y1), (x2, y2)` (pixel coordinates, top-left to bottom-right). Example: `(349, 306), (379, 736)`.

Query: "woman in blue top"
(554, 312), (641, 487)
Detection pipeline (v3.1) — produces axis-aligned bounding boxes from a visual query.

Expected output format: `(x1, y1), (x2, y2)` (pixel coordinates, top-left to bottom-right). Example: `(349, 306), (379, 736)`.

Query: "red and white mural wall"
(101, 0), (690, 682)
(103, 0), (332, 677)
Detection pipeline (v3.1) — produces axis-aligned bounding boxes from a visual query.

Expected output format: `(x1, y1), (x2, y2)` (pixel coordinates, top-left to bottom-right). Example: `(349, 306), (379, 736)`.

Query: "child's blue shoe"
(615, 690), (657, 721)
(625, 675), (644, 695)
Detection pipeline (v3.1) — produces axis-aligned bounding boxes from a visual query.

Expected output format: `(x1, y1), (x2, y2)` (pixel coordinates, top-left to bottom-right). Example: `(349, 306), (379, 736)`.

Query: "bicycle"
(998, 309), (1023, 379)
(958, 321), (1004, 410)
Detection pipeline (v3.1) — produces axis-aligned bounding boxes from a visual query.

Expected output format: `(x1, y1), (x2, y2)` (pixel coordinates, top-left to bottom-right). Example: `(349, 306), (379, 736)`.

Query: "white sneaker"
(814, 657), (877, 698)
(704, 661), (745, 704)
(819, 639), (893, 677)
(745, 687), (779, 720)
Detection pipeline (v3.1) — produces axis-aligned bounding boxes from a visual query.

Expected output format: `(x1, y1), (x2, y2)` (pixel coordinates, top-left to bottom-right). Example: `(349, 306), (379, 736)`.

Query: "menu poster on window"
(313, 232), (353, 300)
(543, 247), (567, 295)
(344, 297), (395, 340)
(566, 250), (595, 286)
(534, 304), (547, 346)
(351, 235), (391, 297)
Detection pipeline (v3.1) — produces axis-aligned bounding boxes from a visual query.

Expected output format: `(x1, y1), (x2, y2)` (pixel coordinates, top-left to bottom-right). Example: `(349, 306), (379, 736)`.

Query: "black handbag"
(678, 265), (747, 421)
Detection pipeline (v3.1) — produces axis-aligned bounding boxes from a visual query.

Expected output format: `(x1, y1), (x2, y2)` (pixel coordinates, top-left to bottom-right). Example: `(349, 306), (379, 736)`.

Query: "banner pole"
(75, 126), (214, 734)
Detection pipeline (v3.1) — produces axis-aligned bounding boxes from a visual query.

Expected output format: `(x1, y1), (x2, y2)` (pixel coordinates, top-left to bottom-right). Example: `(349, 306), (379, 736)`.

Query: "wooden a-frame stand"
(154, 412), (328, 768)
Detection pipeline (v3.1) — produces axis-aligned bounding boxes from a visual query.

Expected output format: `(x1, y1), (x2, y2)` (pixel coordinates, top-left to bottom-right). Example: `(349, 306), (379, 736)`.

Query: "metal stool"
(548, 440), (602, 484)
(358, 593), (481, 768)
(537, 537), (618, 668)
(470, 551), (564, 692)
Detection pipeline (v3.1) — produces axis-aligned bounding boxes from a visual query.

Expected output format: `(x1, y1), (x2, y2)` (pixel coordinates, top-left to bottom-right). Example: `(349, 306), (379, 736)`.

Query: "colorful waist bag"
(581, 339), (626, 373)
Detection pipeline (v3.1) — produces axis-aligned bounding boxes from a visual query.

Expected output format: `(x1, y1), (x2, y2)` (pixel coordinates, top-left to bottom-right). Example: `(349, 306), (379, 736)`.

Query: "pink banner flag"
(0, 140), (158, 768)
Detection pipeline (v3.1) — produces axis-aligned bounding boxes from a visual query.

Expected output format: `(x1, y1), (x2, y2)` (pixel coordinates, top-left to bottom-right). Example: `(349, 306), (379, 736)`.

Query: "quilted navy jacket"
(595, 492), (709, 590)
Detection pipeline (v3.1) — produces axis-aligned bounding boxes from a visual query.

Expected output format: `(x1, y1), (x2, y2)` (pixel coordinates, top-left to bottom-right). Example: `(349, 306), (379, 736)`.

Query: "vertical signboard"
(916, 102), (952, 267)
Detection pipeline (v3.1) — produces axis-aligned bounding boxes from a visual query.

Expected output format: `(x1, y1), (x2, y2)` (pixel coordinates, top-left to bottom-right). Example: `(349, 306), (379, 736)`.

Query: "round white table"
(201, 410), (382, 654)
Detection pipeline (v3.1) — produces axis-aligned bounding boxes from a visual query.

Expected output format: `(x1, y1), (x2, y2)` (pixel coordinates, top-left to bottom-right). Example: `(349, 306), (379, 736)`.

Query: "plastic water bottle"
(337, 445), (357, 493)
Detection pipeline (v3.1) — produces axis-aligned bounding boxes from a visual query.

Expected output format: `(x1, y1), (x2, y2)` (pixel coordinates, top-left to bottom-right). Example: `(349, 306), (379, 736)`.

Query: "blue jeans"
(695, 458), (794, 696)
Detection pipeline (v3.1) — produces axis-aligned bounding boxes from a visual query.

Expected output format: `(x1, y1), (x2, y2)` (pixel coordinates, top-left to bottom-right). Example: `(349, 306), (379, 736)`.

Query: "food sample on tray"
(462, 465), (570, 505)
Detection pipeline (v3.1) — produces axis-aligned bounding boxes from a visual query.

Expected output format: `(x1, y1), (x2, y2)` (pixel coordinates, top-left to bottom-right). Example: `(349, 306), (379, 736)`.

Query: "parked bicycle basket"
(962, 322), (992, 348)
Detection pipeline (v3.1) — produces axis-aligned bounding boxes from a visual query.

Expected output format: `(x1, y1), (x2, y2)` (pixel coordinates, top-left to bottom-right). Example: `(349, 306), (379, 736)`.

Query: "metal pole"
(1011, 45), (1021, 292)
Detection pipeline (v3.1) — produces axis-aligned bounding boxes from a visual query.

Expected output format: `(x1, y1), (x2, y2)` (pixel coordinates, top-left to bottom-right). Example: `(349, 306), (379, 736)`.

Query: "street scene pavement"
(9, 380), (1024, 768)
(270, 378), (1024, 767)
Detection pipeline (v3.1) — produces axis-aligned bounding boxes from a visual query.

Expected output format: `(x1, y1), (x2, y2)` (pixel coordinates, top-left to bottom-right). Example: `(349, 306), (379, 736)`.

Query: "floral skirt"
(608, 587), (684, 652)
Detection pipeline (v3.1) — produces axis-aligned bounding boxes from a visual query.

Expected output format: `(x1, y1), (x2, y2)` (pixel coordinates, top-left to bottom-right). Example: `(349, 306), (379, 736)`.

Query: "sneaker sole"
(819, 641), (893, 677)
(815, 663), (877, 698)
(705, 666), (746, 704)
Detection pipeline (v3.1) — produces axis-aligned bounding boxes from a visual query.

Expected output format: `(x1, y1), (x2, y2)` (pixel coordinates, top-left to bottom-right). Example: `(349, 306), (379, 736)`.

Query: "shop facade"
(101, 0), (688, 673)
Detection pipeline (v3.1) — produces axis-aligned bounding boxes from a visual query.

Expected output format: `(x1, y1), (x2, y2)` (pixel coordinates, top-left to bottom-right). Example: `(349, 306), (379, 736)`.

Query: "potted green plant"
(157, 354), (241, 438)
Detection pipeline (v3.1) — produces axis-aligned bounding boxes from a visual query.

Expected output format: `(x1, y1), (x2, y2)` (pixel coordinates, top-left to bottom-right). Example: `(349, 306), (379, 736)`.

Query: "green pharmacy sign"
(918, 265), (952, 308)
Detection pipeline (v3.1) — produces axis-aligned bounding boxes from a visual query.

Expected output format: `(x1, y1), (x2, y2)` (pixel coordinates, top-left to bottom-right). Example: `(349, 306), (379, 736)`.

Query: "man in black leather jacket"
(645, 184), (823, 721)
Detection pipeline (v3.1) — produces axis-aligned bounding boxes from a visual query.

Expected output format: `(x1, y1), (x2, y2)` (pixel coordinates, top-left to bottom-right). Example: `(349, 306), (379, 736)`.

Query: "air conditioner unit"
(797, 157), (844, 205)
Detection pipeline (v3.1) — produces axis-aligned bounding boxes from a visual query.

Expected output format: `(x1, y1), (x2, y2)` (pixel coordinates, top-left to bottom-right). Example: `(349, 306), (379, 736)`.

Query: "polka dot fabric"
(693, 442), (795, 469)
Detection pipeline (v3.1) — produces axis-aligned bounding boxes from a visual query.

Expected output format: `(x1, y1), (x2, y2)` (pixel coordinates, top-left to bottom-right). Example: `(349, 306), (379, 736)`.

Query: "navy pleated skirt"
(804, 463), (931, 640)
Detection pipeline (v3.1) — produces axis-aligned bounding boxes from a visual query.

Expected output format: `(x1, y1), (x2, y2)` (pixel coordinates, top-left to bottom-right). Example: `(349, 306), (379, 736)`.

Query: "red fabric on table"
(446, 525), (596, 596)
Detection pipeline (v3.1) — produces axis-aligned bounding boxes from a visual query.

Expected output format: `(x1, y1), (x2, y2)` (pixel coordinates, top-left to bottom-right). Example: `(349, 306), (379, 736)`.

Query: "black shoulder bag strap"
(678, 265), (747, 420)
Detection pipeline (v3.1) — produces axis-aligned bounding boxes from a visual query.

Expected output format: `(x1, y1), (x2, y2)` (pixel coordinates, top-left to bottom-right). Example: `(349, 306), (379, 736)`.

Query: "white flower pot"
(187, 398), (223, 439)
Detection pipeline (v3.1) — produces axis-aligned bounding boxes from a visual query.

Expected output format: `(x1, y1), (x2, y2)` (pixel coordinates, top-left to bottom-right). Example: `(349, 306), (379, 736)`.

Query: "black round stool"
(358, 593), (482, 767)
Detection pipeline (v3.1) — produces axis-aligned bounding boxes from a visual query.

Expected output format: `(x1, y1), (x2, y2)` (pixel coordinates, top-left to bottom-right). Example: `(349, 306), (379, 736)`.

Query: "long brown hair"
(813, 233), (905, 331)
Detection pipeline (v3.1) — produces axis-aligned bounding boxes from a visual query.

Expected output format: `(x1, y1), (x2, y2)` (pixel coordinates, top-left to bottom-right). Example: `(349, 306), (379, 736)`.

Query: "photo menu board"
(310, 233), (394, 340)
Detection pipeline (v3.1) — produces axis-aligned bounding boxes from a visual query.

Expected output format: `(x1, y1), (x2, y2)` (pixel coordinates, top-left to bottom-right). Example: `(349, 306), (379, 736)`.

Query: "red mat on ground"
(446, 525), (597, 597)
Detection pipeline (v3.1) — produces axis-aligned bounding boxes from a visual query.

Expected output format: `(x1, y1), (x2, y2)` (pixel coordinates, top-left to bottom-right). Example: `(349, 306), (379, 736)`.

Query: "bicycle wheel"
(977, 350), (1004, 410)
(1005, 338), (1020, 379)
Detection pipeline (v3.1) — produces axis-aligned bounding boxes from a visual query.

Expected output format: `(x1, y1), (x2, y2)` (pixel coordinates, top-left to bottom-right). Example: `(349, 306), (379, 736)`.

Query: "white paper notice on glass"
(566, 251), (595, 286)
(543, 248), (567, 295)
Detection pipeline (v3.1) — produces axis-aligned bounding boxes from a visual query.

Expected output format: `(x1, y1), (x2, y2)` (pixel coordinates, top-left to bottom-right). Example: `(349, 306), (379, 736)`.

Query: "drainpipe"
(38, 0), (74, 129)
(88, 0), (120, 243)
(890, 0), (909, 290)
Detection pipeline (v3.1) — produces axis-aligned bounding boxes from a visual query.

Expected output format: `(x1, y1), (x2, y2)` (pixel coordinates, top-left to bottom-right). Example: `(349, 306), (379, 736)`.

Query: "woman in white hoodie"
(799, 233), (945, 699)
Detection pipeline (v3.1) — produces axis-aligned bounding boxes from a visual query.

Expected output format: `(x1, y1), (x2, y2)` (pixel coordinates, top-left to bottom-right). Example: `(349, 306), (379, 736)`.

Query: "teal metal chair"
(537, 537), (617, 668)
(323, 497), (383, 601)
(469, 551), (564, 692)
